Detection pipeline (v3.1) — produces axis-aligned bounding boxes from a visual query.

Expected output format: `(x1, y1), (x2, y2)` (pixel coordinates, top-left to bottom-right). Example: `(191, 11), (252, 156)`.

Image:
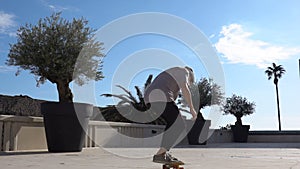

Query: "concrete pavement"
(1, 143), (300, 169)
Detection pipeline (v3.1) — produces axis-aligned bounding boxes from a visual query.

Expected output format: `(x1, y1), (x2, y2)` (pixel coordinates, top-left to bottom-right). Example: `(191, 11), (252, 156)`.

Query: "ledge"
(0, 115), (43, 123)
(89, 120), (165, 129)
(249, 131), (300, 135)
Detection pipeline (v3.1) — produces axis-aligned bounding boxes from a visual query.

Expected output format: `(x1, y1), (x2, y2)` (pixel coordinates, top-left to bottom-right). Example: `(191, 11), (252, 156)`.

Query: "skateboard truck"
(162, 164), (184, 169)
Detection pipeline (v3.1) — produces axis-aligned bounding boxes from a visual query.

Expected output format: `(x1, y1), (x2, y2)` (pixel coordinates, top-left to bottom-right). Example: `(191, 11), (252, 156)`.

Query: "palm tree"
(265, 63), (286, 131)
(101, 74), (153, 111)
(100, 75), (166, 125)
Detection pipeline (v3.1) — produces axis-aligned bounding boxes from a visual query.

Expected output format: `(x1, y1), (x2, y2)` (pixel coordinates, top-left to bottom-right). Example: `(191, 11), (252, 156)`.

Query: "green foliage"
(101, 75), (165, 125)
(6, 12), (104, 102)
(223, 94), (255, 125)
(178, 78), (224, 112)
(101, 75), (153, 111)
(99, 105), (166, 125)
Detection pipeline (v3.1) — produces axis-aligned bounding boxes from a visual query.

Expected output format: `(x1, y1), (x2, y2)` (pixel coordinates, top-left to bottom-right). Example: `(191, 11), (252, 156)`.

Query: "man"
(144, 66), (198, 164)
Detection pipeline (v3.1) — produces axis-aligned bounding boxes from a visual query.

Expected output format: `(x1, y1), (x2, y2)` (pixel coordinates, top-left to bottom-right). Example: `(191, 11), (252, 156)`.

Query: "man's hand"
(190, 108), (198, 121)
(181, 83), (198, 121)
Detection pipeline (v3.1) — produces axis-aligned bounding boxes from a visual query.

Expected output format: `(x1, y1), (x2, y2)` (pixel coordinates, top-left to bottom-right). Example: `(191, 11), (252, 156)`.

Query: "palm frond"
(135, 86), (143, 100)
(117, 100), (131, 106)
(116, 85), (138, 104)
(266, 66), (274, 71)
(278, 66), (286, 77)
(101, 93), (132, 103)
(144, 74), (153, 90)
(135, 86), (147, 108)
(274, 65), (286, 79)
(265, 63), (285, 78)
(101, 94), (113, 97)
(265, 70), (273, 80)
(102, 74), (153, 113)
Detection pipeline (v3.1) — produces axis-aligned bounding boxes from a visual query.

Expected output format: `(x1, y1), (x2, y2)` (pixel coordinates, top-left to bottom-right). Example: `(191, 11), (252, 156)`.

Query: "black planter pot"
(231, 125), (250, 142)
(186, 117), (211, 145)
(41, 102), (93, 152)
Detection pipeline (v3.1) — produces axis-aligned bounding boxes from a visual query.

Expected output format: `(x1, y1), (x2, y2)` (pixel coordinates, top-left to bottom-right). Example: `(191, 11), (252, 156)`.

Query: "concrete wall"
(207, 129), (233, 143)
(179, 120), (212, 145)
(2, 115), (300, 152)
(0, 115), (166, 151)
(86, 121), (165, 148)
(0, 115), (213, 151)
(0, 121), (3, 151)
(0, 115), (47, 151)
(248, 131), (300, 143)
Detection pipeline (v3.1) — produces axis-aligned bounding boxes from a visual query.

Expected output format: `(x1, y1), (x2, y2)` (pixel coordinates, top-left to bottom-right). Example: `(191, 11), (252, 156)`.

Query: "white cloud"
(209, 34), (215, 39)
(0, 11), (17, 36)
(215, 24), (300, 68)
(40, 0), (79, 12)
(48, 4), (68, 12)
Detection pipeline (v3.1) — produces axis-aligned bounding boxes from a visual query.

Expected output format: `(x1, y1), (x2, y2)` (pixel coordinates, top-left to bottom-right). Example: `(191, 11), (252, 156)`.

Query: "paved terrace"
(1, 143), (300, 169)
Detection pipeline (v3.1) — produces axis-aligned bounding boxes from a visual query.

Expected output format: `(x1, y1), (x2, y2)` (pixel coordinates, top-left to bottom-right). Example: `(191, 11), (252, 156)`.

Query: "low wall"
(85, 121), (165, 148)
(207, 130), (300, 143)
(0, 115), (47, 151)
(248, 131), (300, 143)
(0, 115), (166, 151)
(207, 129), (233, 143)
(2, 115), (300, 151)
(179, 120), (211, 145)
(0, 121), (3, 151)
(1, 115), (215, 151)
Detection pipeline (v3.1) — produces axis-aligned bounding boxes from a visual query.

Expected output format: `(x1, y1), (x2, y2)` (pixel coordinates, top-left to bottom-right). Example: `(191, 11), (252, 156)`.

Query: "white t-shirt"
(144, 67), (189, 103)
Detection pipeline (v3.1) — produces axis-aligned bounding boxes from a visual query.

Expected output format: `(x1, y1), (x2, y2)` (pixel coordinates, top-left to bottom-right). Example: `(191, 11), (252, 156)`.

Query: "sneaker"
(165, 153), (184, 165)
(153, 153), (167, 163)
(153, 153), (184, 165)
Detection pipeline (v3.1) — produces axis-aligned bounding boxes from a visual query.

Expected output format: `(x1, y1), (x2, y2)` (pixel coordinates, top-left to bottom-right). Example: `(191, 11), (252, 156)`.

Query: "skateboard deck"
(162, 163), (184, 169)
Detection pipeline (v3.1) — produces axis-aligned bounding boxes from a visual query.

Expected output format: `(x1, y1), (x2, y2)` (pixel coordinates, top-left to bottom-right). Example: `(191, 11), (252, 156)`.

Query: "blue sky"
(0, 0), (299, 130)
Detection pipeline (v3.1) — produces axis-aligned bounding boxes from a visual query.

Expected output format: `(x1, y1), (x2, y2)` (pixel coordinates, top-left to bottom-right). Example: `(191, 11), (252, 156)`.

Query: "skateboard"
(162, 163), (184, 169)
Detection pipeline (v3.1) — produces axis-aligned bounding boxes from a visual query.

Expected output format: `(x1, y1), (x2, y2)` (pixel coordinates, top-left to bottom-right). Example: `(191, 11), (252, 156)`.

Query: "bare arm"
(181, 83), (198, 120)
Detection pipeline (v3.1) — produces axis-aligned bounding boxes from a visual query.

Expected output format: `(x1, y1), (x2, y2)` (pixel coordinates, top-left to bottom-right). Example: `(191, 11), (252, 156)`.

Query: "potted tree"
(223, 94), (255, 142)
(6, 13), (105, 152)
(178, 78), (224, 145)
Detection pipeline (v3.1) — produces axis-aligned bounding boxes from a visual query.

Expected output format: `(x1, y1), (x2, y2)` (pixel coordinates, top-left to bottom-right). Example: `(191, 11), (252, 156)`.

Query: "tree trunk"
(275, 83), (282, 131)
(235, 117), (242, 126)
(56, 80), (73, 103)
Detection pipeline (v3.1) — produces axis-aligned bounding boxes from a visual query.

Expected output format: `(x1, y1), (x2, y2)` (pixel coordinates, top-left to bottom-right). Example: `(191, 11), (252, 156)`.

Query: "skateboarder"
(144, 66), (198, 164)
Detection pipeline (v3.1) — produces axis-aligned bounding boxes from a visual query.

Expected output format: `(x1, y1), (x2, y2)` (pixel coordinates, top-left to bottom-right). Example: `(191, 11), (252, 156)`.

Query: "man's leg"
(152, 102), (185, 163)
(159, 102), (185, 152)
(151, 102), (185, 154)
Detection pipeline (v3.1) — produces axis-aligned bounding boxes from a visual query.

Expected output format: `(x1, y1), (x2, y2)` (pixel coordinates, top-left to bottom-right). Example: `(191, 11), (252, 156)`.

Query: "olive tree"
(178, 78), (224, 120)
(223, 94), (255, 125)
(6, 13), (104, 103)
